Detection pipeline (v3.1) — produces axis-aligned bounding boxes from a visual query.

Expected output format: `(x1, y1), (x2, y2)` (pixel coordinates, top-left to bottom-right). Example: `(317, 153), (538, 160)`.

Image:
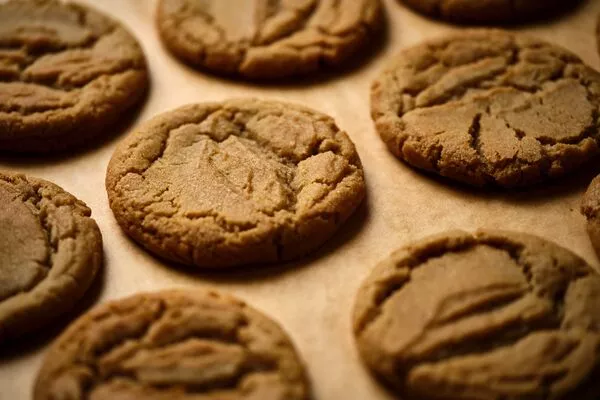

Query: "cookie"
(0, 171), (102, 342)
(400, 0), (561, 24)
(106, 99), (365, 268)
(0, 0), (148, 153)
(371, 29), (600, 188)
(353, 229), (600, 400)
(581, 175), (600, 258)
(156, 0), (381, 79)
(34, 289), (309, 400)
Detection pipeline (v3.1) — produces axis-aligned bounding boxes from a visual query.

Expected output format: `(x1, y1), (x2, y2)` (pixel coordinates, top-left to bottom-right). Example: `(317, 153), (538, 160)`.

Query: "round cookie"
(371, 29), (600, 188)
(34, 289), (309, 400)
(353, 229), (600, 400)
(0, 171), (102, 342)
(156, 0), (381, 79)
(0, 0), (148, 153)
(400, 0), (562, 24)
(106, 99), (366, 268)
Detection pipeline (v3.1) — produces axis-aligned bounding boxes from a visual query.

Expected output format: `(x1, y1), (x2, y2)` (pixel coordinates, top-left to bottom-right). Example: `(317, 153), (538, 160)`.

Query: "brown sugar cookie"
(353, 230), (600, 400)
(0, 171), (102, 342)
(156, 0), (381, 79)
(106, 99), (366, 268)
(0, 0), (148, 153)
(34, 289), (309, 400)
(400, 0), (561, 24)
(371, 29), (600, 188)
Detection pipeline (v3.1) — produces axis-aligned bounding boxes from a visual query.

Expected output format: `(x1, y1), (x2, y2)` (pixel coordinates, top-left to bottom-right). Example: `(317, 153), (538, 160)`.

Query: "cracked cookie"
(353, 229), (600, 400)
(0, 171), (102, 342)
(156, 0), (381, 79)
(34, 289), (310, 400)
(106, 99), (366, 268)
(400, 0), (561, 24)
(581, 175), (600, 259)
(371, 29), (600, 188)
(0, 0), (148, 153)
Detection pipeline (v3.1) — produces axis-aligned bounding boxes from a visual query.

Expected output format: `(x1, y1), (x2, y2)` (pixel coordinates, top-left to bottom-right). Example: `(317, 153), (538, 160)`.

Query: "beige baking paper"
(2, 0), (600, 398)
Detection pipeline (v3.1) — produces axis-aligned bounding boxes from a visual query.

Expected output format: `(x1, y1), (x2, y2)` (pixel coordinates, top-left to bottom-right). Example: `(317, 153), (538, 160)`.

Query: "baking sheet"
(2, 0), (600, 398)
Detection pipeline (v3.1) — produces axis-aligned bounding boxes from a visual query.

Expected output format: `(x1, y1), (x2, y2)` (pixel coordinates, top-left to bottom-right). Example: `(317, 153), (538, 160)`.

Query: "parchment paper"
(2, 1), (600, 399)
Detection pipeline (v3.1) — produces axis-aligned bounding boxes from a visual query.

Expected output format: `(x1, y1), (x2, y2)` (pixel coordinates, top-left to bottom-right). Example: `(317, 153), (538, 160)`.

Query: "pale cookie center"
(0, 3), (93, 48)
(119, 107), (353, 232)
(184, 0), (317, 45)
(368, 246), (535, 360)
(204, 0), (261, 41)
(0, 184), (49, 301)
(401, 79), (595, 171)
(142, 126), (296, 224)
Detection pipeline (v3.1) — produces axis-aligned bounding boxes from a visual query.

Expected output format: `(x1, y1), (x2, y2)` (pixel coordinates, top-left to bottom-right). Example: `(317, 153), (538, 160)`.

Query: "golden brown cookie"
(156, 0), (381, 79)
(0, 171), (102, 342)
(581, 175), (600, 258)
(400, 0), (561, 24)
(353, 229), (600, 400)
(106, 99), (365, 268)
(34, 289), (309, 400)
(0, 0), (148, 153)
(371, 29), (600, 188)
